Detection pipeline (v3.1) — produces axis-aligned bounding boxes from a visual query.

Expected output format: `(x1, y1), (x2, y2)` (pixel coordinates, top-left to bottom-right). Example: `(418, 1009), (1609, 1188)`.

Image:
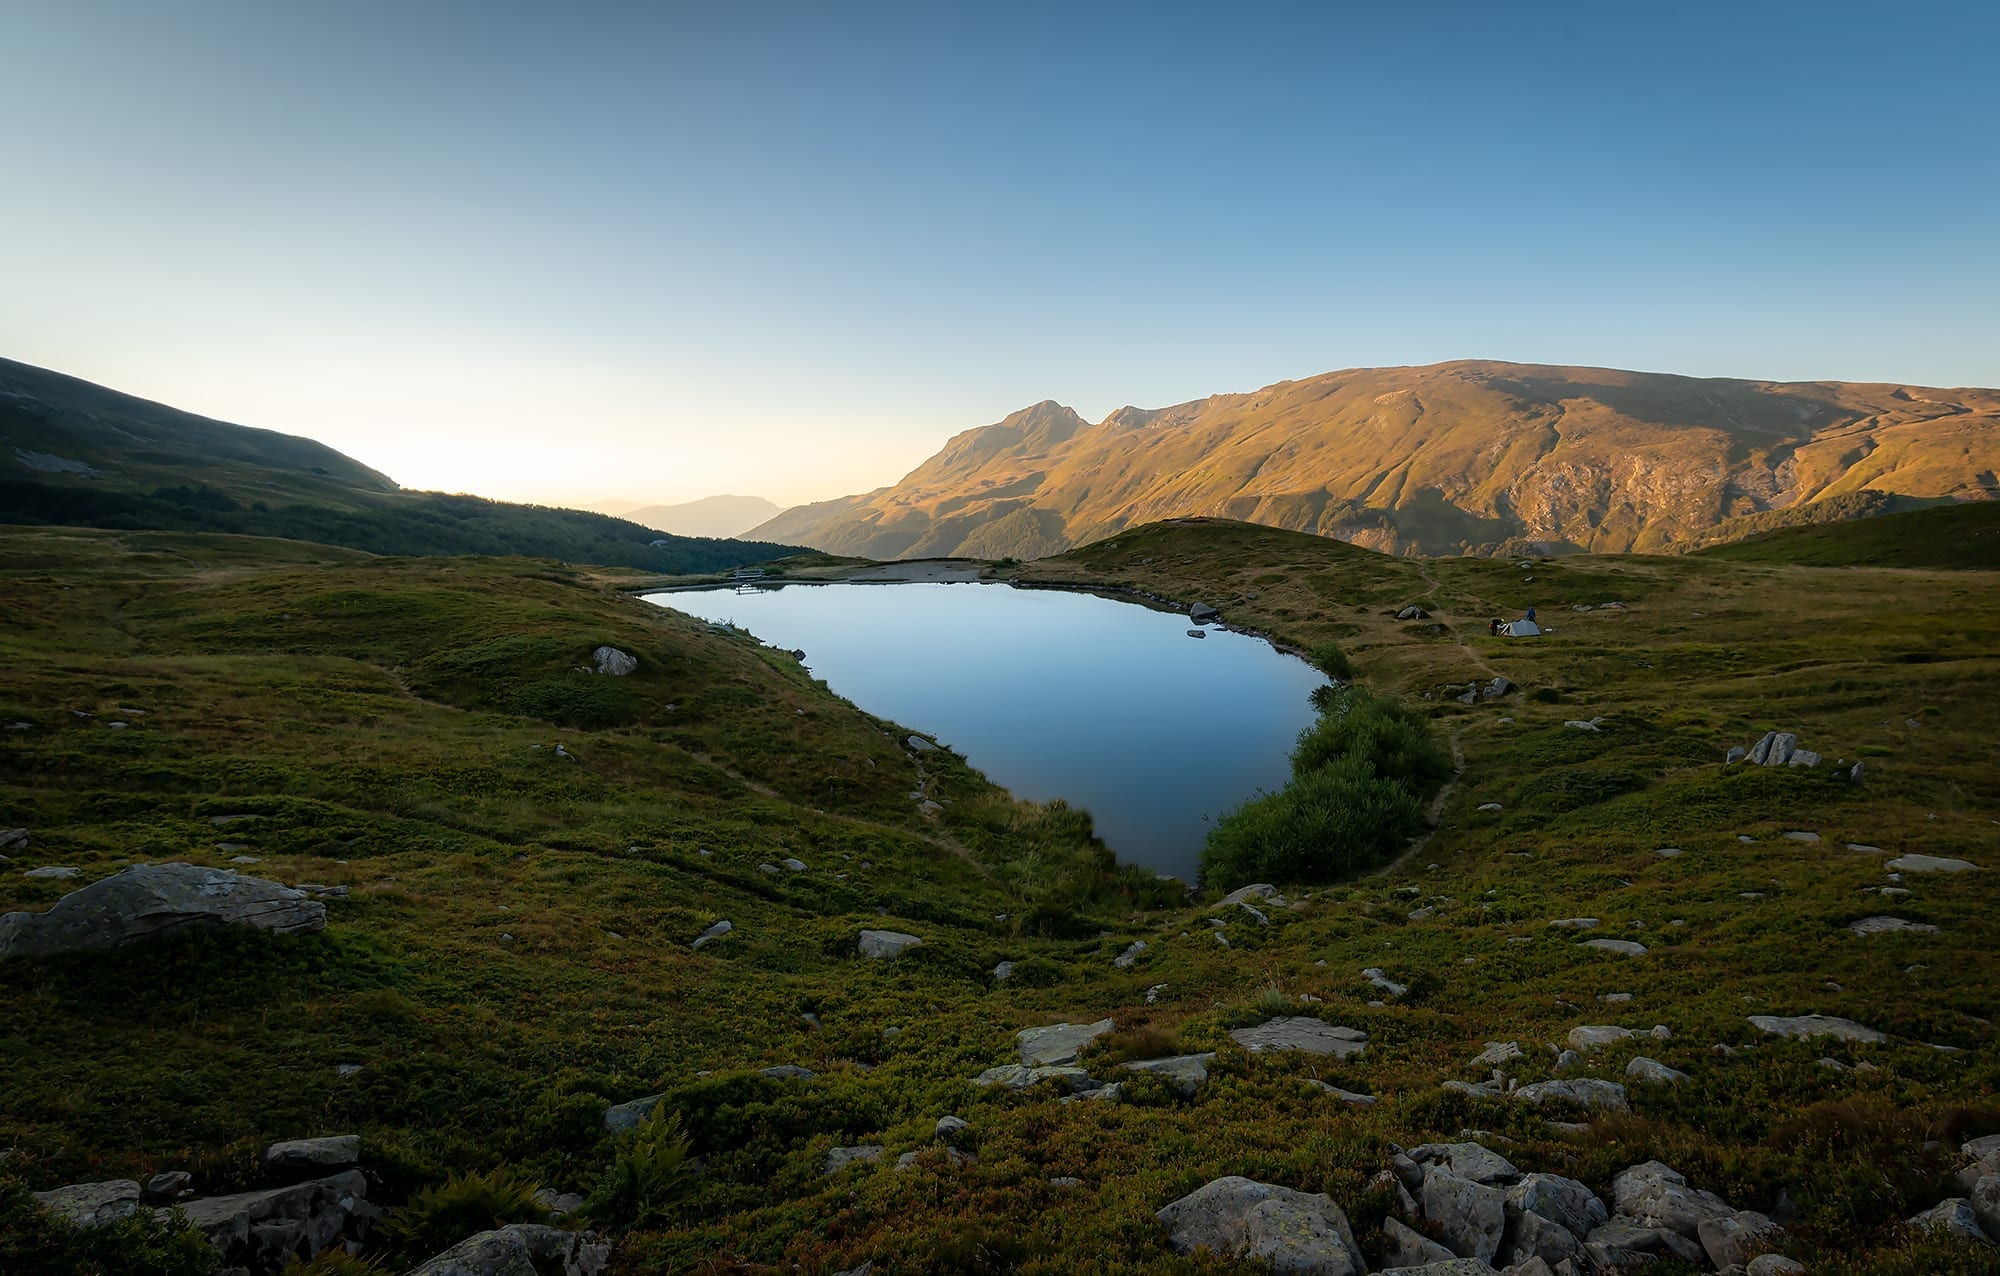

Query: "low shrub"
(377, 1165), (550, 1264)
(582, 1103), (694, 1228)
(0, 1178), (219, 1276)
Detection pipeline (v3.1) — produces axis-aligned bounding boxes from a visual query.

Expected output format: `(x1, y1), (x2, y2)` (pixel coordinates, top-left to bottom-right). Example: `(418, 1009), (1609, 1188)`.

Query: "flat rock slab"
(33, 1179), (141, 1227)
(972, 1064), (1097, 1092)
(1568, 1025), (1637, 1049)
(407, 1222), (610, 1276)
(1580, 938), (1647, 956)
(1886, 854), (1979, 873)
(857, 929), (922, 959)
(1304, 1079), (1377, 1105)
(267, 1135), (360, 1175)
(1017, 1019), (1114, 1066)
(1848, 915), (1938, 936)
(1748, 1014), (1886, 1043)
(1230, 1016), (1368, 1058)
(823, 1145), (883, 1175)
(0, 862), (325, 959)
(1119, 1053), (1215, 1097)
(1512, 1078), (1630, 1113)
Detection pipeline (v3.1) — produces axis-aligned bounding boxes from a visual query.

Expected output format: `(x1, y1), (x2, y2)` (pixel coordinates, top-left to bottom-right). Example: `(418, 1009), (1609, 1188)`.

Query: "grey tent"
(1501, 618), (1542, 637)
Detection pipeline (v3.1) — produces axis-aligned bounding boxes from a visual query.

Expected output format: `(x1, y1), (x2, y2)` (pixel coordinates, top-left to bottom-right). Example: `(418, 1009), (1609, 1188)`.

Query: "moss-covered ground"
(2, 519), (1997, 1273)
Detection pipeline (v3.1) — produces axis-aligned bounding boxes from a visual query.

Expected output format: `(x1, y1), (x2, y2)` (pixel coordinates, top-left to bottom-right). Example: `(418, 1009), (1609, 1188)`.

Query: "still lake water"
(645, 583), (1326, 882)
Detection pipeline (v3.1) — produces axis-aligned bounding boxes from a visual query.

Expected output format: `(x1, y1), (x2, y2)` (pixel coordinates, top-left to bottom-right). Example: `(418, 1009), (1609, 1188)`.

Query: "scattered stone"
(1509, 1172), (1610, 1242)
(1908, 1197), (1989, 1244)
(1113, 940), (1147, 968)
(533, 1188), (586, 1217)
(936, 1115), (969, 1139)
(1483, 676), (1514, 700)
(602, 1094), (666, 1134)
(857, 929), (922, 959)
(1120, 1053), (1215, 1097)
(591, 646), (638, 676)
(1220, 882), (1284, 908)
(972, 1064), (1098, 1093)
(1748, 1257), (1808, 1276)
(1304, 1079), (1378, 1105)
(0, 829), (28, 850)
(1580, 939), (1647, 956)
(1655, 847), (1683, 857)
(1156, 1176), (1363, 1275)
(1887, 853), (1978, 873)
(759, 1064), (815, 1079)
(1781, 831), (1821, 843)
(335, 1064), (362, 1078)
(1749, 732), (1797, 767)
(1725, 746), (1747, 764)
(1477, 802), (1502, 813)
(1748, 1014), (1886, 1043)
(1017, 1019), (1114, 1067)
(824, 1145), (883, 1175)
(0, 863), (324, 959)
(1396, 605), (1428, 621)
(21, 865), (80, 879)
(992, 960), (1016, 982)
(1229, 1017), (1368, 1058)
(781, 858), (808, 872)
(1599, 993), (1633, 1004)
(906, 735), (937, 751)
(1549, 917), (1598, 930)
(1146, 983), (1168, 1003)
(1362, 967), (1408, 997)
(1471, 1041), (1524, 1067)
(33, 1180), (141, 1227)
(1563, 720), (1601, 732)
(691, 919), (733, 949)
(1612, 1161), (1737, 1239)
(1848, 915), (1937, 936)
(1512, 1079), (1630, 1113)
(143, 1171), (193, 1203)
(267, 1136), (360, 1176)
(406, 1223), (609, 1276)
(1625, 1057), (1688, 1084)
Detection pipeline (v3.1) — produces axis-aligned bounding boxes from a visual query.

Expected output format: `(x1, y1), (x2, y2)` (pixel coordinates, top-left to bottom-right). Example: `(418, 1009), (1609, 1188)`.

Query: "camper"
(1499, 608), (1542, 637)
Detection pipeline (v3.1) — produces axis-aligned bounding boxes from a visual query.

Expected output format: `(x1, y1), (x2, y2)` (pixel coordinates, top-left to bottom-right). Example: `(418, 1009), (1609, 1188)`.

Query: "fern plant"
(583, 1102), (694, 1228)
(378, 1165), (550, 1263)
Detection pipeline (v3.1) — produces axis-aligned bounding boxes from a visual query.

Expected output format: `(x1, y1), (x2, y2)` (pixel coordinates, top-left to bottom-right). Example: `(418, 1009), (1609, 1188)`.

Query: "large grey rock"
(1886, 853), (1979, 873)
(1579, 938), (1647, 956)
(1747, 1257), (1808, 1276)
(0, 829), (27, 850)
(1470, 1042), (1524, 1067)
(823, 1145), (883, 1175)
(1511, 1078), (1629, 1113)
(0, 863), (325, 959)
(1973, 1173), (2000, 1240)
(1848, 915), (1938, 935)
(1113, 940), (1148, 968)
(1586, 1218), (1706, 1264)
(1017, 1019), (1114, 1066)
(1421, 1165), (1506, 1262)
(1408, 1142), (1521, 1186)
(1908, 1197), (1989, 1244)
(1119, 1053), (1215, 1097)
(175, 1170), (371, 1266)
(1698, 1210), (1782, 1269)
(1751, 731), (1797, 766)
(1501, 1208), (1582, 1268)
(1219, 882), (1283, 908)
(1747, 1013), (1886, 1042)
(33, 1179), (140, 1227)
(1383, 1216), (1456, 1266)
(407, 1222), (611, 1275)
(857, 929), (922, 959)
(1156, 1176), (1361, 1274)
(1965, 1133), (2000, 1170)
(267, 1135), (360, 1176)
(971, 1064), (1097, 1092)
(1624, 1057), (1688, 1085)
(1229, 1016), (1368, 1058)
(1190, 603), (1221, 624)
(590, 646), (637, 676)
(602, 1094), (664, 1134)
(1566, 1025), (1635, 1049)
(1787, 749), (1823, 768)
(143, 1170), (192, 1203)
(1610, 1161), (1734, 1239)
(1507, 1173), (1608, 1241)
(691, 919), (732, 949)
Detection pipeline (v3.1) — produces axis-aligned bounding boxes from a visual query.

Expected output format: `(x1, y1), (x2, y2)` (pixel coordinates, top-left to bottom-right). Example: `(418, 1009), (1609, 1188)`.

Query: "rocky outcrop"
(857, 929), (922, 959)
(174, 1169), (381, 1272)
(0, 863), (325, 959)
(406, 1222), (610, 1275)
(32, 1179), (141, 1227)
(1017, 1019), (1114, 1066)
(1228, 1017), (1368, 1058)
(590, 646), (637, 676)
(1156, 1175), (1364, 1274)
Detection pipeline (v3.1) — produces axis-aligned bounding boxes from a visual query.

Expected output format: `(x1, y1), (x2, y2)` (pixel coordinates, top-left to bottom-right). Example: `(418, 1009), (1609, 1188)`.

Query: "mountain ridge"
(746, 359), (2000, 559)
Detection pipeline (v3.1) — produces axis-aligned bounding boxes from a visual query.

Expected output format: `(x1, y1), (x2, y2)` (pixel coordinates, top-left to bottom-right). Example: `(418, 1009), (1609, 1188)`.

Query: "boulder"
(1156, 1176), (1362, 1274)
(1725, 746), (1747, 764)
(691, 919), (732, 949)
(1908, 1197), (1989, 1244)
(406, 1222), (611, 1275)
(905, 735), (937, 751)
(1018, 1019), (1115, 1066)
(1395, 605), (1428, 621)
(1421, 1164), (1506, 1262)
(143, 1170), (192, 1203)
(1507, 1173), (1608, 1241)
(1750, 731), (1798, 766)
(1624, 1057), (1688, 1084)
(1219, 882), (1283, 908)
(1787, 749), (1822, 768)
(1747, 1257), (1808, 1276)
(1511, 1079), (1629, 1113)
(0, 829), (27, 850)
(1747, 1013), (1886, 1043)
(857, 929), (922, 959)
(1973, 1173), (2000, 1240)
(534, 1189), (586, 1217)
(1579, 939), (1646, 956)
(0, 863), (325, 960)
(1610, 1161), (1734, 1239)
(823, 1145), (883, 1175)
(1190, 603), (1221, 624)
(602, 1094), (665, 1134)
(935, 1115), (969, 1139)
(1120, 1053), (1215, 1097)
(1470, 1042), (1524, 1067)
(972, 1064), (1097, 1092)
(1113, 940), (1147, 968)
(175, 1170), (373, 1268)
(1847, 915), (1937, 935)
(1408, 1142), (1521, 1186)
(1362, 967), (1408, 997)
(1698, 1210), (1782, 1269)
(267, 1135), (361, 1176)
(1482, 677), (1514, 700)
(1501, 1207), (1582, 1268)
(1566, 1025), (1635, 1049)
(992, 960), (1015, 981)
(759, 1064), (815, 1079)
(1383, 1215), (1455, 1266)
(1229, 1017), (1368, 1058)
(32, 1179), (141, 1227)
(1886, 853), (1979, 873)
(590, 646), (637, 676)
(1304, 1079), (1378, 1105)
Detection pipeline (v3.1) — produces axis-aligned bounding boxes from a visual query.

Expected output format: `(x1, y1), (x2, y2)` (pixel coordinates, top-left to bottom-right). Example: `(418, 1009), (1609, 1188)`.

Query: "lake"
(644, 582), (1326, 882)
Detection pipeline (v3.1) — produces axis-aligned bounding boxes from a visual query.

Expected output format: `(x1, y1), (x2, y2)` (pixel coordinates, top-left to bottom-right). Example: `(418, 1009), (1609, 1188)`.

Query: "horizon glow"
(3, 2), (1997, 511)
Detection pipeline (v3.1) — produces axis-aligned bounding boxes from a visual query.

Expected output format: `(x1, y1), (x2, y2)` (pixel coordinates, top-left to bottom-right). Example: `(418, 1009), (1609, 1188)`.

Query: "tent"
(1501, 618), (1542, 637)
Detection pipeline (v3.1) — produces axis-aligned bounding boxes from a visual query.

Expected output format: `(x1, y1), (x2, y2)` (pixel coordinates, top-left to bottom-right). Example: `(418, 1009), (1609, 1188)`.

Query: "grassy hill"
(1698, 499), (2000, 569)
(747, 361), (2000, 560)
(0, 357), (801, 574)
(2, 518), (1996, 1271)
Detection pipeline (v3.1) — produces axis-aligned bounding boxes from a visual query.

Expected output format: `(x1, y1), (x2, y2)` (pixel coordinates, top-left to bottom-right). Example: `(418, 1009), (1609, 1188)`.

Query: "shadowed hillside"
(0, 357), (801, 573)
(748, 361), (2000, 560)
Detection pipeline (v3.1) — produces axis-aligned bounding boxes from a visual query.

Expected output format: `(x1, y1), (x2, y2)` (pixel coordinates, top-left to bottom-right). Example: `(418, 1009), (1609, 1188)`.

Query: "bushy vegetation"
(0, 1180), (218, 1276)
(377, 1165), (550, 1264)
(582, 1105), (695, 1228)
(1200, 688), (1449, 889)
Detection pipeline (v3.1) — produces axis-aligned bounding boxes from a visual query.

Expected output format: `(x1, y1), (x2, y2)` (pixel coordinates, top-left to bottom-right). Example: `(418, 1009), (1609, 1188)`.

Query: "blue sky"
(3, 2), (1996, 508)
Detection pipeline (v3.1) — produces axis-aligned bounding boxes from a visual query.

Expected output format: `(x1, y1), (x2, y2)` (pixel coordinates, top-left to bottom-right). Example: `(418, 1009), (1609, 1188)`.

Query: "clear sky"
(4, 2), (1996, 511)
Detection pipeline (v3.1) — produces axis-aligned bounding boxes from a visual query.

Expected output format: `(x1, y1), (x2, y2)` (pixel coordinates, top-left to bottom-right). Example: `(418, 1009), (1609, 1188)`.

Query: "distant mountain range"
(0, 357), (801, 573)
(747, 360), (2000, 559)
(618, 494), (781, 539)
